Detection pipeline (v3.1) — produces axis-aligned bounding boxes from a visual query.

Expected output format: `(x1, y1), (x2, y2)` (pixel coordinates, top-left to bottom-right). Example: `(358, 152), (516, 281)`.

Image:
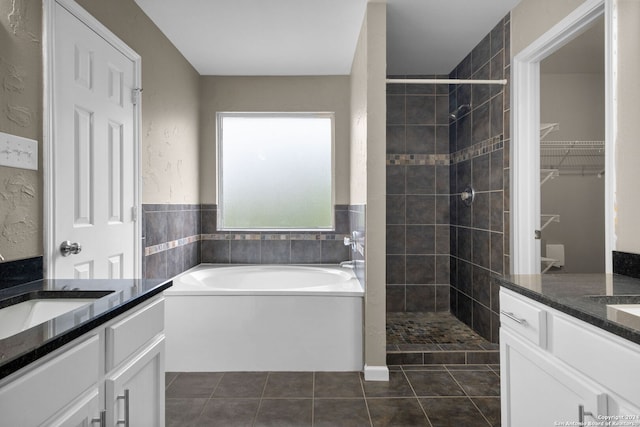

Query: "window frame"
(216, 111), (336, 231)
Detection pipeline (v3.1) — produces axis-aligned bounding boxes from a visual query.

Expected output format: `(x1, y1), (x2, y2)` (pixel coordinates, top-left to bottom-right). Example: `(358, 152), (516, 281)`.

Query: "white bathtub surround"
(364, 364), (390, 381)
(164, 264), (364, 372)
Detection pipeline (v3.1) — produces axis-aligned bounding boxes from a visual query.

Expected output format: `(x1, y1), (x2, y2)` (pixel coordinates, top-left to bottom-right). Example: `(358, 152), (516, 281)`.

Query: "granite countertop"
(495, 273), (640, 346)
(0, 277), (172, 380)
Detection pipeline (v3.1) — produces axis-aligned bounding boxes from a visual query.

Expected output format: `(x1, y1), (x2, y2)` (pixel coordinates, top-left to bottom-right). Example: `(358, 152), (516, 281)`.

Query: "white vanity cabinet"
(500, 288), (640, 427)
(104, 297), (165, 426)
(0, 295), (165, 427)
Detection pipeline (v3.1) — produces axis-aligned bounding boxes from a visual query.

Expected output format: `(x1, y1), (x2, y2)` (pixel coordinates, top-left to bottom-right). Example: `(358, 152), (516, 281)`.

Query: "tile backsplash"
(0, 256), (43, 289)
(613, 251), (640, 280)
(143, 203), (351, 279)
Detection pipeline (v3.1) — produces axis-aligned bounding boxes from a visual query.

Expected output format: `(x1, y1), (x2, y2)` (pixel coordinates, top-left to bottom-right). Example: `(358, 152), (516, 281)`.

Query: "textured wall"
(76, 0), (200, 204)
(0, 0), (42, 261)
(0, 0), (200, 263)
(510, 0), (586, 57)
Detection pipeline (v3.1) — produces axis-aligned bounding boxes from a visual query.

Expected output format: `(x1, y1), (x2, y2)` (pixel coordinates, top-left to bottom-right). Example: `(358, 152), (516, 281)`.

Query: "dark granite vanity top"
(495, 274), (640, 346)
(0, 277), (172, 380)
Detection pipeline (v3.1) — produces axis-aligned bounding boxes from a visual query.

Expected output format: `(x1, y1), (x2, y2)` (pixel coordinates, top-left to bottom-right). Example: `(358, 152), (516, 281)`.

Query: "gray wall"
(540, 73), (605, 273)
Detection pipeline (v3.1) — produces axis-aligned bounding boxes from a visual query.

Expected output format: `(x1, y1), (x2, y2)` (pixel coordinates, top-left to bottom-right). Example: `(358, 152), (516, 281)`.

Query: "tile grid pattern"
(143, 204), (353, 278)
(142, 204), (201, 279)
(386, 75), (452, 313)
(165, 365), (501, 426)
(448, 15), (511, 343)
(200, 204), (351, 265)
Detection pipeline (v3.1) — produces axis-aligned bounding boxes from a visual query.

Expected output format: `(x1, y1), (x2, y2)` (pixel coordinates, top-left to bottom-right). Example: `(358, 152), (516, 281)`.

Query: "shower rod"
(386, 78), (507, 85)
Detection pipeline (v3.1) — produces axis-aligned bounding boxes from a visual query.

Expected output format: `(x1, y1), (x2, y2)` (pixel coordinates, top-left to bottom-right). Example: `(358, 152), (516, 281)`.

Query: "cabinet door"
(106, 336), (165, 427)
(43, 388), (101, 427)
(501, 328), (607, 427)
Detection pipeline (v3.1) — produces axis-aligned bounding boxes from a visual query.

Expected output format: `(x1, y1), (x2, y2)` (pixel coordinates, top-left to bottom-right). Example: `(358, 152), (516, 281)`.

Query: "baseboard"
(363, 364), (389, 381)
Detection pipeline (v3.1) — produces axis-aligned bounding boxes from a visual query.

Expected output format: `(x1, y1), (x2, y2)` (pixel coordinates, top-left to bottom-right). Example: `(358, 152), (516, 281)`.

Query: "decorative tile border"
(145, 232), (349, 257)
(201, 233), (347, 241)
(386, 135), (504, 166)
(450, 135), (504, 165)
(386, 154), (450, 166)
(144, 235), (200, 256)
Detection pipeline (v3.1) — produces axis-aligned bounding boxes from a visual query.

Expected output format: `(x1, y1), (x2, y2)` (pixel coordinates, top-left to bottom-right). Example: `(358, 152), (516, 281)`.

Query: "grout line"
(445, 365), (496, 426)
(358, 372), (375, 427)
(401, 365), (435, 427)
(311, 372), (315, 427)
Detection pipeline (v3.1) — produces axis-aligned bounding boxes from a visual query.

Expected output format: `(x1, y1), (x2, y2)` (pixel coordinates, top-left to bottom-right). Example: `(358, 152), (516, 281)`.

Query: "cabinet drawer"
(106, 297), (164, 370)
(551, 312), (640, 407)
(500, 289), (547, 348)
(0, 334), (99, 426)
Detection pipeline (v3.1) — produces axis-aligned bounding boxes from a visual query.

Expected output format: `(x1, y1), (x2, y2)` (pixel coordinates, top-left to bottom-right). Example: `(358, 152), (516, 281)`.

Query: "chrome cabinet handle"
(116, 389), (130, 426)
(60, 240), (82, 257)
(578, 404), (594, 423)
(91, 410), (106, 426)
(500, 310), (528, 325)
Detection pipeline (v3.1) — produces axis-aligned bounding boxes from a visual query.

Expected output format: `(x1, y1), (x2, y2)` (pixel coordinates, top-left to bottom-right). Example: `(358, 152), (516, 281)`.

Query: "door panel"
(52, 3), (137, 279)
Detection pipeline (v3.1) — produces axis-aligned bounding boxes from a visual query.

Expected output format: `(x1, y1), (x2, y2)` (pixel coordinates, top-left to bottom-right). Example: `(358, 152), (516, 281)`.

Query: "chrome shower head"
(449, 104), (471, 120)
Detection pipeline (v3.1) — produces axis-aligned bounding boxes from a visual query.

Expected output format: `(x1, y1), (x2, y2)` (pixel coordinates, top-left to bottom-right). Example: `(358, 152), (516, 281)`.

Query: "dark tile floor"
(166, 364), (501, 426)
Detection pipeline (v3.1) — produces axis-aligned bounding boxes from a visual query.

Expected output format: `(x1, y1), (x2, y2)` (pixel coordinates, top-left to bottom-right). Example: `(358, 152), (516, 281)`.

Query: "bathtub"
(164, 264), (364, 372)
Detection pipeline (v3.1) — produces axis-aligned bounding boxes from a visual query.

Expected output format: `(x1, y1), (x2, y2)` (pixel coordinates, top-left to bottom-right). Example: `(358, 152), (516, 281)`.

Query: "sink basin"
(606, 304), (640, 330)
(0, 298), (97, 340)
(586, 295), (640, 305)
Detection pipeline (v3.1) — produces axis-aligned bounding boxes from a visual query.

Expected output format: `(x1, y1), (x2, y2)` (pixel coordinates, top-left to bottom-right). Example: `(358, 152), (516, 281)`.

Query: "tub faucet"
(343, 231), (359, 252)
(339, 260), (354, 268)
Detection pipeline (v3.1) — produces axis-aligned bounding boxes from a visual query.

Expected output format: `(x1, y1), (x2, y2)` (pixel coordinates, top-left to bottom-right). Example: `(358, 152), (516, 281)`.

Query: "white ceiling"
(133, 0), (521, 76)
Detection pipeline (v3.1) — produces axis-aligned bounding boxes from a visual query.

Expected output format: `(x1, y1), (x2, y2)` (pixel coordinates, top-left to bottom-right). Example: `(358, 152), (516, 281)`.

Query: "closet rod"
(386, 78), (507, 85)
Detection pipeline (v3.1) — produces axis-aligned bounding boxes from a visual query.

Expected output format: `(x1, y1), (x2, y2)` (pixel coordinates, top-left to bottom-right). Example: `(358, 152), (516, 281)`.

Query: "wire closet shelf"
(540, 140), (605, 175)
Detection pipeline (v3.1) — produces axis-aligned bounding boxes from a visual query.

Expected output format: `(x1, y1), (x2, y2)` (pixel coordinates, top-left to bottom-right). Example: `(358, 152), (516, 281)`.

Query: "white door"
(49, 1), (140, 279)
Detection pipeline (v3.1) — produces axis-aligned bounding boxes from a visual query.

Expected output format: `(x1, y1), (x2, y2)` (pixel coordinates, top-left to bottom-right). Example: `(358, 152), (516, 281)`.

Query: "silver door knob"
(60, 241), (82, 257)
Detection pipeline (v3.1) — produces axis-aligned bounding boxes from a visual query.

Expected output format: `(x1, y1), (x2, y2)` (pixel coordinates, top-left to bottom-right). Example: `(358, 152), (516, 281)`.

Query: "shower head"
(449, 104), (471, 120)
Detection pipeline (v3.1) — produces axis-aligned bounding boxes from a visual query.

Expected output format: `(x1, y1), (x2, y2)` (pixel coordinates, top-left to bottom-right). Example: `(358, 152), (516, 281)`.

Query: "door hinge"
(131, 206), (138, 222)
(131, 88), (143, 105)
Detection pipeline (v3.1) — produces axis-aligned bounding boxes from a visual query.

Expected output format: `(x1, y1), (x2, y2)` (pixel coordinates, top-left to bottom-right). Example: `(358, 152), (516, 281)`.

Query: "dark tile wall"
(200, 205), (351, 265)
(386, 76), (451, 313)
(143, 203), (352, 278)
(143, 204), (201, 279)
(449, 15), (510, 343)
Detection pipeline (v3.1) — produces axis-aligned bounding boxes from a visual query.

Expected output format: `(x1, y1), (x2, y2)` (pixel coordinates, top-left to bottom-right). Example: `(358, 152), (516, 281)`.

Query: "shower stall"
(385, 15), (510, 365)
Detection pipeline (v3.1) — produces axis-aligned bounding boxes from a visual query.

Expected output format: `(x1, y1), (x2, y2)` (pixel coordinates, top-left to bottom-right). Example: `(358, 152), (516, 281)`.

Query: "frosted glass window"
(218, 113), (334, 230)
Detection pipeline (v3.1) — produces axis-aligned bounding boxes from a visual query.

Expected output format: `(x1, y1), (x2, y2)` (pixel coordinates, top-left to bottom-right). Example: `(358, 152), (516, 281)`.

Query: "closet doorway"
(539, 17), (605, 274)
(511, 0), (615, 275)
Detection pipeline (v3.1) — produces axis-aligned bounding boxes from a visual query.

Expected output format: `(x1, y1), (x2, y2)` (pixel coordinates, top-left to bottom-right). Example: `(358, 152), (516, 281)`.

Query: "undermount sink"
(0, 291), (114, 340)
(606, 304), (640, 330)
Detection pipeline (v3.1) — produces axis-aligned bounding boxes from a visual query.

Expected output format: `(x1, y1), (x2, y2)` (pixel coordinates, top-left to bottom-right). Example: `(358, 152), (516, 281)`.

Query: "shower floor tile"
(386, 312), (499, 365)
(386, 312), (489, 346)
